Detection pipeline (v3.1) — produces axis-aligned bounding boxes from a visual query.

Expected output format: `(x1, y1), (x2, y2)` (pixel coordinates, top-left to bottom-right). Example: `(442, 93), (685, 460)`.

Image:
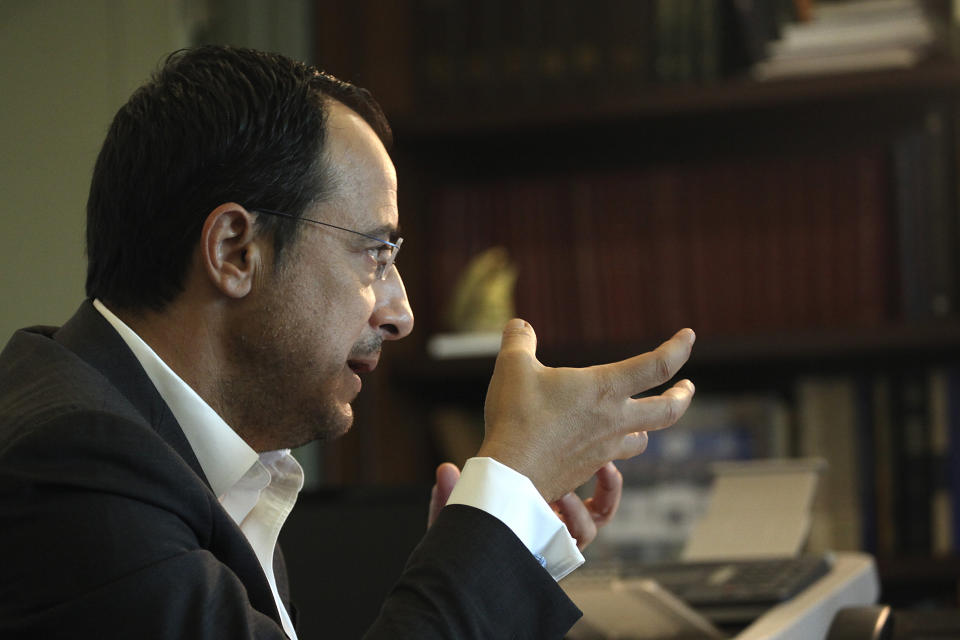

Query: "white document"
(682, 459), (825, 561)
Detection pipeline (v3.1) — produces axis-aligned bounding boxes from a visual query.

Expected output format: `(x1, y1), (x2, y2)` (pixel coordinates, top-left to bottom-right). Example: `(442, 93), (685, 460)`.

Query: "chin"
(312, 400), (355, 443)
(269, 397), (354, 449)
(324, 412), (355, 442)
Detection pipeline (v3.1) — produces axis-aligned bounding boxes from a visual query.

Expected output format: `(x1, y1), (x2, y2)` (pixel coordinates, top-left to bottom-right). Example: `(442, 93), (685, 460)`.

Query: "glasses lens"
(376, 238), (402, 280)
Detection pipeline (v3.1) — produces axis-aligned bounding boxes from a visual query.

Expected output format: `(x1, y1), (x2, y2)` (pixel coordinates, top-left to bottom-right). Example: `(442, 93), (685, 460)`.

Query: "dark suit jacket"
(0, 301), (580, 638)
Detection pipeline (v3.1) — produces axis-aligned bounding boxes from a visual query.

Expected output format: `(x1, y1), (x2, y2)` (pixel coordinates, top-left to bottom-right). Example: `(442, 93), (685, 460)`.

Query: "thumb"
(498, 318), (537, 358)
(435, 462), (461, 500)
(427, 462), (461, 528)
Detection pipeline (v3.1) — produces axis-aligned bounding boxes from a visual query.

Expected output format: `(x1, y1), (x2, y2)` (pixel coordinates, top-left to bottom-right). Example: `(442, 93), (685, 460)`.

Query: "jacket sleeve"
(365, 504), (582, 639)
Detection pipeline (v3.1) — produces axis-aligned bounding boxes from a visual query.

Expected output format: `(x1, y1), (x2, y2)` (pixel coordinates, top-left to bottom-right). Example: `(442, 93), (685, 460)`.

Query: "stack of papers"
(753, 0), (937, 79)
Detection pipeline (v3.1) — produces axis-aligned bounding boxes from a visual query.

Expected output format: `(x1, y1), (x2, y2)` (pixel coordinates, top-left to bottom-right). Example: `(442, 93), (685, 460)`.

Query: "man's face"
(226, 101), (413, 451)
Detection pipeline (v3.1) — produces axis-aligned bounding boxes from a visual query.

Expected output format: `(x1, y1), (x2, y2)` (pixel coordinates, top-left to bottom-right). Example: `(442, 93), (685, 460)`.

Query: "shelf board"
(684, 322), (960, 369)
(391, 56), (960, 142)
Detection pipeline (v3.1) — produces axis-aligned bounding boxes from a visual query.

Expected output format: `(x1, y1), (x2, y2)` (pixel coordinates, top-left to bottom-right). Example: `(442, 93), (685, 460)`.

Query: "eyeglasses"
(254, 208), (402, 280)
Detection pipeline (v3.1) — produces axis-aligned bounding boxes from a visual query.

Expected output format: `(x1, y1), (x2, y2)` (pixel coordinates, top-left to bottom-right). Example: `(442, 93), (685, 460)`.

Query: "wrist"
(476, 445), (561, 502)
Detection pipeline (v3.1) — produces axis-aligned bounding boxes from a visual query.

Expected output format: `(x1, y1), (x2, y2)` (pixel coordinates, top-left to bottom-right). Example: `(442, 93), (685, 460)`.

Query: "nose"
(371, 267), (414, 341)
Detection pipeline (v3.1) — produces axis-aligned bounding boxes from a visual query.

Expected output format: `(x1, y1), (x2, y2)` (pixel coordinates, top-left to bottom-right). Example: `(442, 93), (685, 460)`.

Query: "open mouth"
(347, 359), (374, 375)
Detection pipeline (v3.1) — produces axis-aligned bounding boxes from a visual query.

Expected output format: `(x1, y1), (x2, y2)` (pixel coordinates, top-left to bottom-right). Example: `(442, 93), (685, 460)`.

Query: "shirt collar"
(93, 298), (259, 497)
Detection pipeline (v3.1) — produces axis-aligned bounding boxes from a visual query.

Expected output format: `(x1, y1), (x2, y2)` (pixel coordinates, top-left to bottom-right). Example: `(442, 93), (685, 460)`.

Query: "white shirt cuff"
(446, 457), (585, 581)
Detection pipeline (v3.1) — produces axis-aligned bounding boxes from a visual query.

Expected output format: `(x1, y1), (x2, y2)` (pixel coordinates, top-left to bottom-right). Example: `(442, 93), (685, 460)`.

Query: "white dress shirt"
(93, 299), (583, 638)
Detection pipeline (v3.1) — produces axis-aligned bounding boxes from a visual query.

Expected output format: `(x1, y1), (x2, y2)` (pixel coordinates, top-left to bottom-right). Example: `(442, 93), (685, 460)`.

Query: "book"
(795, 376), (863, 552)
(604, 0), (657, 92)
(892, 369), (934, 554)
(854, 375), (878, 554)
(893, 110), (956, 320)
(569, 176), (606, 344)
(929, 367), (953, 555)
(871, 374), (898, 555)
(948, 368), (960, 552)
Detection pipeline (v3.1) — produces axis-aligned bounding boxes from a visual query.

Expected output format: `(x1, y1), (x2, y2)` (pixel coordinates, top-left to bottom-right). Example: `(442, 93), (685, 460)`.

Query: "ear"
(199, 203), (265, 299)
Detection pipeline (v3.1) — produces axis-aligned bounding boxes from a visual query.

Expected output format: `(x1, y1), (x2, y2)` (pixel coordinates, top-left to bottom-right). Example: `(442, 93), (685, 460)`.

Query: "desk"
(735, 552), (878, 640)
(564, 552), (878, 640)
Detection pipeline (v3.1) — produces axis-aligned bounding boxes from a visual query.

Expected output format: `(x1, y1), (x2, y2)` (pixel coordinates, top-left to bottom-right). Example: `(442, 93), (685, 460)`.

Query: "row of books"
(412, 0), (943, 108)
(616, 365), (960, 562)
(425, 143), (915, 350)
(796, 366), (960, 559)
(424, 97), (957, 351)
(412, 0), (800, 107)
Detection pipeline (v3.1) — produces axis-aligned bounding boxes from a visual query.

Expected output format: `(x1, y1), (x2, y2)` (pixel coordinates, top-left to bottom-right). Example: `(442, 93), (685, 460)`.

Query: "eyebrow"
(363, 223), (401, 243)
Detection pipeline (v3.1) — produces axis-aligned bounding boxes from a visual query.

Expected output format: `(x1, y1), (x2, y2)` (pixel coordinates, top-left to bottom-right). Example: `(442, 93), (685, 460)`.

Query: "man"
(0, 46), (695, 638)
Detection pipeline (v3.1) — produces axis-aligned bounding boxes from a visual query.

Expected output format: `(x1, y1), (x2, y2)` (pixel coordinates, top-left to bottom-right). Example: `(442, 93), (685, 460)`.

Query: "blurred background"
(4, 0), (960, 634)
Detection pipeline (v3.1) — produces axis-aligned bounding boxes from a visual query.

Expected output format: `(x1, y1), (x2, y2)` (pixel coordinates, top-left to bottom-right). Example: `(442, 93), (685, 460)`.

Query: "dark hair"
(85, 45), (392, 311)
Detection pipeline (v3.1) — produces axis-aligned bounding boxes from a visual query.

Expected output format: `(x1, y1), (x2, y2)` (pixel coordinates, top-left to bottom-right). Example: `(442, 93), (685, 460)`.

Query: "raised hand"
(478, 319), (695, 503)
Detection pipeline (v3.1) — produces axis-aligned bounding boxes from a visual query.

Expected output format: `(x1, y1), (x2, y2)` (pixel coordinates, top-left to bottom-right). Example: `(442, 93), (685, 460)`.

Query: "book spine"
(796, 376), (863, 552)
(855, 374), (878, 553)
(872, 374), (898, 555)
(892, 369), (933, 554)
(893, 109), (957, 321)
(947, 367), (960, 552)
(570, 176), (606, 346)
(929, 367), (953, 555)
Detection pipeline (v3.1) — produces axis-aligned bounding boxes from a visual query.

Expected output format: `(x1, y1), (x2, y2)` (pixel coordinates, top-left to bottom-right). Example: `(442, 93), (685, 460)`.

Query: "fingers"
(435, 462), (461, 497)
(554, 464), (624, 550)
(618, 431), (649, 459)
(627, 378), (696, 432)
(604, 379), (692, 462)
(497, 318), (537, 359)
(554, 492), (598, 550)
(427, 462), (461, 528)
(583, 462), (623, 527)
(599, 328), (695, 398)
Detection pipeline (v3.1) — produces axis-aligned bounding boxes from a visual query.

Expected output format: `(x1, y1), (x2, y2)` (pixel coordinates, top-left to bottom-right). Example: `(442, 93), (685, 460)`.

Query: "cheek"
(320, 284), (378, 351)
(347, 282), (378, 323)
(362, 285), (379, 317)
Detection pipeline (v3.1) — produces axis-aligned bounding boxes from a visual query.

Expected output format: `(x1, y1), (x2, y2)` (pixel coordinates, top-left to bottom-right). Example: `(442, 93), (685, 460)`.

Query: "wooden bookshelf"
(313, 0), (960, 602)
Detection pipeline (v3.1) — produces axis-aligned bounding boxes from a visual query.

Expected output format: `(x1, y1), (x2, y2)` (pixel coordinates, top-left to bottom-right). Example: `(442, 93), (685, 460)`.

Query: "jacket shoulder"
(0, 327), (145, 447)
